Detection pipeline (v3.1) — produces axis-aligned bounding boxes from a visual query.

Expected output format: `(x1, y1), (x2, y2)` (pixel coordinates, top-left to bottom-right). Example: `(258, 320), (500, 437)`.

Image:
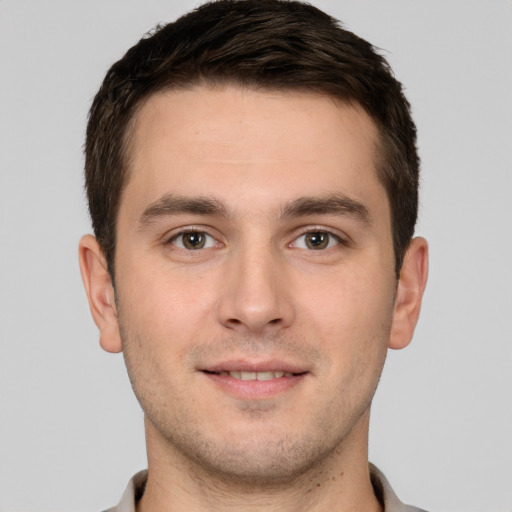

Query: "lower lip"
(202, 372), (306, 400)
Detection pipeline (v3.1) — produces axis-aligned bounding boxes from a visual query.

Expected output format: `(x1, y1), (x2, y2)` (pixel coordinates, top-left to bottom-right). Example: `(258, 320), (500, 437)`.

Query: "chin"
(161, 418), (349, 487)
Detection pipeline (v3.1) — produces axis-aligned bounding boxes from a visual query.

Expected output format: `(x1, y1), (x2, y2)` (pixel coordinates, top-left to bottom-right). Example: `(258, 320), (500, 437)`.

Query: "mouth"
(203, 370), (301, 381)
(200, 362), (308, 400)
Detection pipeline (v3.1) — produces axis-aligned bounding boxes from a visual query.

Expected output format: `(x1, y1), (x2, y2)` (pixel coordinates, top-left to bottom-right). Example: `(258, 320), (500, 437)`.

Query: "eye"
(292, 231), (341, 250)
(169, 231), (217, 250)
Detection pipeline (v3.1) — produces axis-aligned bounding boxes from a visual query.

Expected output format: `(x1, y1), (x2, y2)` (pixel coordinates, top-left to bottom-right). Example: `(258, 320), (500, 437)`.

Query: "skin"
(79, 86), (428, 512)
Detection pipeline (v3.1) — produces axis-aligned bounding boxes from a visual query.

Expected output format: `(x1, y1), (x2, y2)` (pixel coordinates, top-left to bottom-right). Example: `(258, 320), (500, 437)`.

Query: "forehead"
(122, 85), (386, 220)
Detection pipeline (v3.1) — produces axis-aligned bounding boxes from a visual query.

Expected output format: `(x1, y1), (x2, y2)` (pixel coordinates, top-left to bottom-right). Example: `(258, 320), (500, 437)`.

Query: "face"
(101, 86), (402, 482)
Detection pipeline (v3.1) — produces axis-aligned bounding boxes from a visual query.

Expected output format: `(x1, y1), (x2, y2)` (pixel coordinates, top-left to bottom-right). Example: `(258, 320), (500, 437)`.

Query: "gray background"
(1, 1), (511, 510)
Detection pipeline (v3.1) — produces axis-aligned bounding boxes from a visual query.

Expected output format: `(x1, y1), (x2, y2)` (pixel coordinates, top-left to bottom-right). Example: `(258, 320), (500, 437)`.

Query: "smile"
(211, 370), (296, 380)
(200, 360), (308, 399)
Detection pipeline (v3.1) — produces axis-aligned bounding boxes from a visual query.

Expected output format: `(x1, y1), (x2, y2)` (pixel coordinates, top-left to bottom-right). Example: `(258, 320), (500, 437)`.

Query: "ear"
(389, 237), (429, 350)
(78, 234), (122, 353)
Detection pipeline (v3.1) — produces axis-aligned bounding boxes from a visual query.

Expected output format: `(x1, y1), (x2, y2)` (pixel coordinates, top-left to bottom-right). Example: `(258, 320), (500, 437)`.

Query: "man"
(79, 1), (428, 510)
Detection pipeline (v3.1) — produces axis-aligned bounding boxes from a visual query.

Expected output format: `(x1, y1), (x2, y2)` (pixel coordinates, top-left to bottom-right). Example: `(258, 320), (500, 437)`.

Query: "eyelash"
(166, 229), (220, 251)
(289, 229), (346, 251)
(164, 227), (348, 252)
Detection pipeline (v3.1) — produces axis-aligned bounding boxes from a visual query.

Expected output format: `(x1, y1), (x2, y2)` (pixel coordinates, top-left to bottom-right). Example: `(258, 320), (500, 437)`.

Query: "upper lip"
(201, 359), (309, 374)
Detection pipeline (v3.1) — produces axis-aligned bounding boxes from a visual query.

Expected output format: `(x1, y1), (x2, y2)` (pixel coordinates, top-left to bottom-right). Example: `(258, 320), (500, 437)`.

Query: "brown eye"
(171, 231), (216, 250)
(183, 232), (205, 249)
(292, 231), (340, 250)
(305, 232), (329, 250)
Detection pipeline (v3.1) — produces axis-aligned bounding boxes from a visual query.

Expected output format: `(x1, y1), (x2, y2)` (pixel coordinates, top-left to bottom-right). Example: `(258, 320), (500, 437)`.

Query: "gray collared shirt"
(105, 464), (428, 512)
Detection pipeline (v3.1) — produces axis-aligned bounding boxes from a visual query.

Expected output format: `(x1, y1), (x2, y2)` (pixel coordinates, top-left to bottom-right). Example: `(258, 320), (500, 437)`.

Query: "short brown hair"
(85, 0), (419, 278)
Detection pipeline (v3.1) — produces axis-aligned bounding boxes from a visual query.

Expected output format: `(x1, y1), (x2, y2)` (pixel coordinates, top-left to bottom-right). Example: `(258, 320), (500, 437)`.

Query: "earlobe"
(389, 237), (429, 350)
(78, 234), (123, 353)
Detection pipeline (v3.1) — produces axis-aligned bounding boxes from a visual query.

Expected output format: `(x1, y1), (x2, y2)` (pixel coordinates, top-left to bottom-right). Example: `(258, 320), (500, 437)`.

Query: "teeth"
(224, 370), (293, 380)
(255, 371), (273, 381)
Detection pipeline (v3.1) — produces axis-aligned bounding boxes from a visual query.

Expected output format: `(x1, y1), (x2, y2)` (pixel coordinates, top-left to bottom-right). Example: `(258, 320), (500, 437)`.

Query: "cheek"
(119, 252), (219, 323)
(114, 261), (218, 376)
(115, 268), (205, 406)
(298, 266), (394, 371)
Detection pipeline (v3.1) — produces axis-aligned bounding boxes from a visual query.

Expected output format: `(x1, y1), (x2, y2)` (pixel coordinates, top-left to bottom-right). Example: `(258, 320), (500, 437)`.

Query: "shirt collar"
(369, 464), (426, 512)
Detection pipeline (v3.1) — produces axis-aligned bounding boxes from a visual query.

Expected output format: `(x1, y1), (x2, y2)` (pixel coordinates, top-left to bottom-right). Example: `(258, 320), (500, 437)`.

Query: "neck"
(137, 411), (382, 512)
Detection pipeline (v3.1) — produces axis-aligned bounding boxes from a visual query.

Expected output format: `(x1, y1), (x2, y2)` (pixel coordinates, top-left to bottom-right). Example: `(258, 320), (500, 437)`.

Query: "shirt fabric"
(104, 464), (427, 512)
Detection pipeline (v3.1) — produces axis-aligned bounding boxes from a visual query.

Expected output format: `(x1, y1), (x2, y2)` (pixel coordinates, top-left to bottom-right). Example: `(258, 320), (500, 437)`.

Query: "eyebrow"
(139, 194), (229, 228)
(138, 192), (371, 228)
(281, 194), (371, 224)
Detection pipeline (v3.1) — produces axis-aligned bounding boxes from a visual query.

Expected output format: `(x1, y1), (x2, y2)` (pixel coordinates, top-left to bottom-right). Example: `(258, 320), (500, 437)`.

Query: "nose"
(216, 245), (294, 335)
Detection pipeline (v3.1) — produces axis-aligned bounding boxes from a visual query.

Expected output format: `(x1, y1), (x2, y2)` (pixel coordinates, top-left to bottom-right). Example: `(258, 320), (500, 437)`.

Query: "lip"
(201, 359), (308, 374)
(199, 359), (309, 400)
